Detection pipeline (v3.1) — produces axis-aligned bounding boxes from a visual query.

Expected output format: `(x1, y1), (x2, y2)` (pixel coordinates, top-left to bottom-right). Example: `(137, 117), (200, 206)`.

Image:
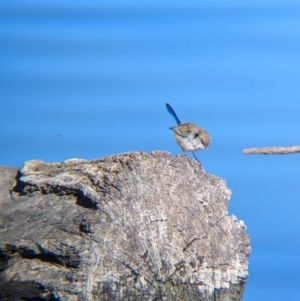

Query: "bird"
(165, 103), (211, 162)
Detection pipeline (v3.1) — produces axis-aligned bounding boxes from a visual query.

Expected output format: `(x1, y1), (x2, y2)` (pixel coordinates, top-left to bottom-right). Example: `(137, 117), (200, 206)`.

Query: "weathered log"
(0, 151), (250, 301)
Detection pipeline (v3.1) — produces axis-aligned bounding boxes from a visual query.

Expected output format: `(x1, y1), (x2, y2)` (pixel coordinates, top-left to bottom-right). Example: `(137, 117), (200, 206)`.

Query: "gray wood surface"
(0, 151), (250, 301)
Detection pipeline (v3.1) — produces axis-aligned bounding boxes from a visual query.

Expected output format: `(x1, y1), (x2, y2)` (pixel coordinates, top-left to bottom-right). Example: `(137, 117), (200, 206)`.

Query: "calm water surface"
(1, 1), (300, 300)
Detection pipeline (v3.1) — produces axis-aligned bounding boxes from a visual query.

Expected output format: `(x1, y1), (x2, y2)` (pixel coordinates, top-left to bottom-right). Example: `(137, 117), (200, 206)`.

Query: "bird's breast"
(175, 134), (205, 151)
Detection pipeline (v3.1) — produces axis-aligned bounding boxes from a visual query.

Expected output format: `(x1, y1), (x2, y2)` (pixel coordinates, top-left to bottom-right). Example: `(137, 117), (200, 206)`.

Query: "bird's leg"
(192, 152), (201, 163)
(181, 148), (189, 159)
(181, 149), (201, 165)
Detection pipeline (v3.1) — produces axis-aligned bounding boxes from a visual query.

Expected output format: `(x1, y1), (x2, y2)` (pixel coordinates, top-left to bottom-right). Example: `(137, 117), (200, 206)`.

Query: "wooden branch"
(243, 145), (300, 155)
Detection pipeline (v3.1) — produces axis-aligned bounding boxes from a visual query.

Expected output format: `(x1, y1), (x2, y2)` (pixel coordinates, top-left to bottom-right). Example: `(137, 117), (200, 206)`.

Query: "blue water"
(1, 1), (300, 299)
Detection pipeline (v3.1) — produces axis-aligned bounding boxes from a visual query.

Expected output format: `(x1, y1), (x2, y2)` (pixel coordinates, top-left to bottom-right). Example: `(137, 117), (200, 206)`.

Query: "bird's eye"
(194, 133), (199, 138)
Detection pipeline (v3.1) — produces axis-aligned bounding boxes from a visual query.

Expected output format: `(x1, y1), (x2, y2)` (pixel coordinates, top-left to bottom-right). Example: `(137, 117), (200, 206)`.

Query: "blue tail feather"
(165, 103), (181, 125)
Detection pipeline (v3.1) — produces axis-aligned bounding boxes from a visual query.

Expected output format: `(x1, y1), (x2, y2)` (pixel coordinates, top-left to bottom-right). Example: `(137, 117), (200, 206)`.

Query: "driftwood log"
(0, 151), (251, 301)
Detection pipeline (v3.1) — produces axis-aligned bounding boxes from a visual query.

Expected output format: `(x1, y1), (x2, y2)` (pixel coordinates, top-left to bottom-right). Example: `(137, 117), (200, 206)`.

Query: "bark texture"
(0, 151), (251, 301)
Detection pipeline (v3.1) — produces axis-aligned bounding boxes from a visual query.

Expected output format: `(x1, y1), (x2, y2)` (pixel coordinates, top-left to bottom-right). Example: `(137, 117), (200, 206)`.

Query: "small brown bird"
(166, 103), (211, 162)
